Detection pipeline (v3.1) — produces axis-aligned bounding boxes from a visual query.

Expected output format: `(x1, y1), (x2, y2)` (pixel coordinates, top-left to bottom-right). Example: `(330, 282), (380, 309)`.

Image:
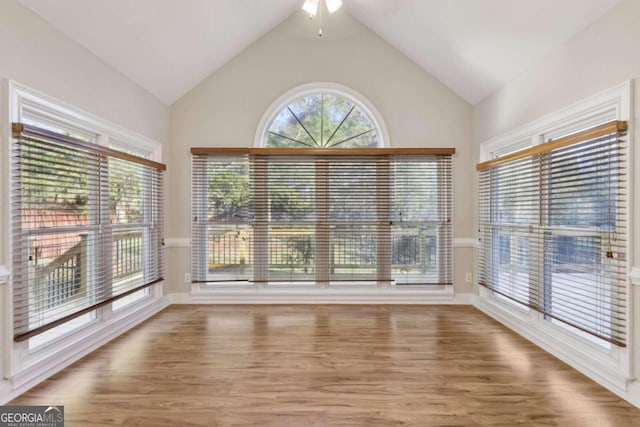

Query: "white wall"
(0, 0), (168, 400)
(168, 8), (474, 295)
(473, 0), (640, 407)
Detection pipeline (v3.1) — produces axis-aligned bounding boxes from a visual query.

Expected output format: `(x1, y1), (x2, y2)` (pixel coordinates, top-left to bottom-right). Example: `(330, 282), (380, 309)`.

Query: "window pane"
(266, 90), (380, 148)
(392, 224), (446, 285)
(329, 161), (377, 221)
(330, 225), (377, 282)
(491, 228), (530, 304)
(391, 157), (452, 284)
(268, 160), (315, 222)
(109, 158), (145, 224)
(268, 226), (315, 282)
(21, 142), (93, 229)
(267, 105), (316, 148)
(28, 232), (98, 329)
(544, 234), (609, 337)
(323, 95), (377, 148)
(112, 229), (144, 288)
(548, 141), (616, 228)
(108, 158), (161, 298)
(207, 161), (253, 222)
(16, 138), (98, 336)
(494, 158), (538, 225)
(22, 110), (96, 143)
(392, 160), (442, 222)
(205, 224), (254, 282)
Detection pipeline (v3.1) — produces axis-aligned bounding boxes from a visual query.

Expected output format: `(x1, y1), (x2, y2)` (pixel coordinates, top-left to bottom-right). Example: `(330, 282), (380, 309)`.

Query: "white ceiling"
(347, 0), (622, 104)
(20, 0), (622, 106)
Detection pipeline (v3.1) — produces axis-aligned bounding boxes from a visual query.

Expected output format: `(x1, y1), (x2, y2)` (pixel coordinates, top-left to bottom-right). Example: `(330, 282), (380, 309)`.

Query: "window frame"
(4, 80), (164, 368)
(254, 82), (390, 149)
(477, 81), (632, 377)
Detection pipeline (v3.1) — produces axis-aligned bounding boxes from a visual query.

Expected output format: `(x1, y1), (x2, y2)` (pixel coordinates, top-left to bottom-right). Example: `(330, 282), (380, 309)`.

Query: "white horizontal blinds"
(477, 121), (628, 346)
(191, 153), (207, 282)
(327, 157), (381, 282)
(108, 157), (164, 298)
(542, 130), (627, 344)
(191, 154), (254, 282)
(12, 124), (165, 341)
(391, 155), (453, 284)
(478, 155), (540, 307)
(260, 156), (316, 282)
(12, 130), (101, 340)
(192, 148), (454, 286)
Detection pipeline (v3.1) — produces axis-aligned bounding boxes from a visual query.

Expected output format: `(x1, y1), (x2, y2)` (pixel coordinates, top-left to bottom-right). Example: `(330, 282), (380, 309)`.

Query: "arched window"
(258, 84), (387, 148)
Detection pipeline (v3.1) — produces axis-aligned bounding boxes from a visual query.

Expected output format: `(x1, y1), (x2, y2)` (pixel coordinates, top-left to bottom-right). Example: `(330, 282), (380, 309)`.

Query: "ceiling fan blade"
(302, 0), (320, 16)
(325, 0), (343, 14)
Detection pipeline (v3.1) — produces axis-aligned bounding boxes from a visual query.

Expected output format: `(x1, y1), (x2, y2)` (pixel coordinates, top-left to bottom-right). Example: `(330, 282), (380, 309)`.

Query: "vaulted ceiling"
(20, 0), (622, 106)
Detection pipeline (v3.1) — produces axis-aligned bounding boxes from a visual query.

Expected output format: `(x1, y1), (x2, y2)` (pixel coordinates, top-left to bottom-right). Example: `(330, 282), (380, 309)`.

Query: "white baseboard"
(171, 288), (473, 305)
(1, 297), (169, 404)
(473, 295), (640, 408)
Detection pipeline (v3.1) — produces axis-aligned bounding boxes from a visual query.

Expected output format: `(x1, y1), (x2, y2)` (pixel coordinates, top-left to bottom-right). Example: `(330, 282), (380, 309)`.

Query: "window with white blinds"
(11, 123), (165, 341)
(191, 148), (453, 286)
(477, 121), (628, 346)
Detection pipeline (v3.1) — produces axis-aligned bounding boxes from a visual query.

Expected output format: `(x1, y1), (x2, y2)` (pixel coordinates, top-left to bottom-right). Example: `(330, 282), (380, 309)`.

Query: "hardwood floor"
(10, 305), (640, 426)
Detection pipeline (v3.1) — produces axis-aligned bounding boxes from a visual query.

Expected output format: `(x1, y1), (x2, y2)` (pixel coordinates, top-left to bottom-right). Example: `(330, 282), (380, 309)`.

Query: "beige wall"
(169, 9), (474, 294)
(473, 0), (640, 406)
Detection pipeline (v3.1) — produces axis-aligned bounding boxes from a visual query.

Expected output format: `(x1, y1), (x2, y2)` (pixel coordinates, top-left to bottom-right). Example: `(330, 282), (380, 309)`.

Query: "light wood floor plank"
(10, 305), (640, 426)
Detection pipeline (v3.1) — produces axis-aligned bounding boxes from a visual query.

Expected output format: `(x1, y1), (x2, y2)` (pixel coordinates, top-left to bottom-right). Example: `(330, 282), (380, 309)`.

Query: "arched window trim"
(254, 82), (390, 148)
